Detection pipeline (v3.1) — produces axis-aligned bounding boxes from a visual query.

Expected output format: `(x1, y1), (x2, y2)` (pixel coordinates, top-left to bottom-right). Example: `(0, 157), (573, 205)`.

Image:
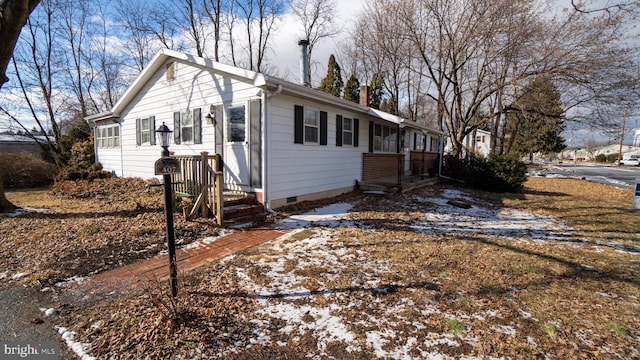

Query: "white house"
(444, 129), (491, 158)
(85, 49), (443, 209)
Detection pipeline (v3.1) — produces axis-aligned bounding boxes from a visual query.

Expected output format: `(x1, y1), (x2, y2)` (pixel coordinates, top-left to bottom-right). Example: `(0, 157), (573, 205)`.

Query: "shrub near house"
(442, 154), (527, 193)
(0, 152), (57, 188)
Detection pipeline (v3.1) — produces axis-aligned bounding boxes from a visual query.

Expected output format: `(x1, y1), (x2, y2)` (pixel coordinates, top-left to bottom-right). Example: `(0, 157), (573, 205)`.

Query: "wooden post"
(214, 154), (224, 226)
(200, 152), (209, 217)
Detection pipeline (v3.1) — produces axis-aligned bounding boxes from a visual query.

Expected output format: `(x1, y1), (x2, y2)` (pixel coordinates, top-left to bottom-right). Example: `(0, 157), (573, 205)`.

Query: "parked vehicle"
(616, 158), (640, 166)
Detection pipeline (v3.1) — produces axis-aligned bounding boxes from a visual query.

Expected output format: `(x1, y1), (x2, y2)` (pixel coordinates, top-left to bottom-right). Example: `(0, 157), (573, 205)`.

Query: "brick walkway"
(71, 227), (289, 302)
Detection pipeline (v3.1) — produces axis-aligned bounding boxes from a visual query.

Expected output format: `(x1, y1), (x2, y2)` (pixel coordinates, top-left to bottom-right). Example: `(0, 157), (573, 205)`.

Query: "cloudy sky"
(261, 0), (367, 85)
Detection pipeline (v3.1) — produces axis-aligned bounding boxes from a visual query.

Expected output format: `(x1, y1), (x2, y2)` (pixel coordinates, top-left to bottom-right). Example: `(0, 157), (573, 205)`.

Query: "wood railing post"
(214, 153), (224, 226)
(200, 152), (209, 217)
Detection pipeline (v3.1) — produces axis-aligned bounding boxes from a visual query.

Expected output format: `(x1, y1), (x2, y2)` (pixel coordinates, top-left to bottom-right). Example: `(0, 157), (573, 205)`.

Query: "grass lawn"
(2, 177), (639, 359)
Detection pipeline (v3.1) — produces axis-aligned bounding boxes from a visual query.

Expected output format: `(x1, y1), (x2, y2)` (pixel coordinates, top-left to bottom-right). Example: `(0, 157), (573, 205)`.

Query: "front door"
(224, 104), (250, 188)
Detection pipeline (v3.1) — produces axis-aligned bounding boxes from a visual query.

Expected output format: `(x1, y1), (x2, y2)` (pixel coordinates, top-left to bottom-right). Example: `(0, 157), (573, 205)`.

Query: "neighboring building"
(560, 144), (640, 161)
(0, 134), (47, 158)
(86, 49), (443, 210)
(444, 129), (492, 158)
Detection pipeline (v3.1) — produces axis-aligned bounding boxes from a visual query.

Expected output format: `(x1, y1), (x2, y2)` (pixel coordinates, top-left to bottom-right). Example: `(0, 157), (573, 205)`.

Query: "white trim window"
(135, 116), (155, 146)
(343, 118), (353, 146)
(181, 110), (194, 143)
(304, 108), (319, 144)
(228, 105), (246, 143)
(96, 124), (120, 148)
(414, 133), (425, 151)
(373, 123), (397, 153)
(383, 126), (397, 152)
(141, 118), (151, 144)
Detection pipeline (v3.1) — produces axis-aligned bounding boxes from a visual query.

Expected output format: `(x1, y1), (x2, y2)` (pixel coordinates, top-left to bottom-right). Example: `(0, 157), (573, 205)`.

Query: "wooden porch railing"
(171, 152), (224, 225)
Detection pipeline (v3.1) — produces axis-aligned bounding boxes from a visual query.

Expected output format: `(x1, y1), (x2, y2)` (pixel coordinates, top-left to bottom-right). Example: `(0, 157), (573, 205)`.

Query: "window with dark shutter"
(368, 121), (374, 152)
(193, 108), (202, 144)
(353, 119), (359, 147)
(343, 118), (353, 146)
(136, 117), (153, 145)
(136, 118), (141, 146)
(149, 116), (156, 145)
(173, 112), (181, 145)
(336, 115), (343, 147)
(320, 111), (327, 145)
(294, 105), (304, 144)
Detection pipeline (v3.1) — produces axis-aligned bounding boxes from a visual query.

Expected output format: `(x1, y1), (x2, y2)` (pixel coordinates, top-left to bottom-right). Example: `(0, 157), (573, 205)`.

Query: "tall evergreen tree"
(318, 54), (343, 97)
(343, 74), (360, 103)
(369, 71), (385, 109)
(504, 76), (566, 159)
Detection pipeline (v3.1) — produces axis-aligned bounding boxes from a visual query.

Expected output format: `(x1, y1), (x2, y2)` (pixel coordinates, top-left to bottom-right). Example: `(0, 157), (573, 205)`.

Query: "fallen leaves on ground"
(0, 178), (219, 289)
(2, 177), (639, 358)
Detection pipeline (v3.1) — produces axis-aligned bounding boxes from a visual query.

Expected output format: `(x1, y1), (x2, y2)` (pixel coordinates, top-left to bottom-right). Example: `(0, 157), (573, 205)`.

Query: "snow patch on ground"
(183, 229), (228, 249)
(56, 326), (96, 360)
(409, 190), (572, 241)
(275, 202), (354, 229)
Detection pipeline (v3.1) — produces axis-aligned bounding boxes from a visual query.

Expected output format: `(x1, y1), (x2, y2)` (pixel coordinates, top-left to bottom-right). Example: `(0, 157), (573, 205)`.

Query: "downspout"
(422, 131), (426, 180)
(262, 84), (282, 210)
(397, 124), (402, 187)
(119, 122), (124, 177)
(438, 133), (444, 177)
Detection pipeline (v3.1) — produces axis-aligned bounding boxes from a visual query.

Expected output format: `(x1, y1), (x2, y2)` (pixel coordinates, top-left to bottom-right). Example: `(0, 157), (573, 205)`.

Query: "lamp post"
(156, 122), (178, 297)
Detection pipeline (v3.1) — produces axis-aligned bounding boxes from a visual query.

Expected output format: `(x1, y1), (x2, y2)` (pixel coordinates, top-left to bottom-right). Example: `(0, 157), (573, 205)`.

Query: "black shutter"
(368, 121), (374, 152)
(173, 112), (181, 145)
(353, 118), (359, 147)
(193, 108), (202, 144)
(320, 111), (328, 145)
(149, 116), (156, 145)
(335, 115), (343, 147)
(135, 118), (141, 146)
(414, 133), (417, 151)
(294, 105), (304, 144)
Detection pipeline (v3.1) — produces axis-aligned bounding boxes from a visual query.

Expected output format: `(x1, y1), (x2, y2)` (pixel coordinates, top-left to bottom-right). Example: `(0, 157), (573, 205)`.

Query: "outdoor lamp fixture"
(204, 104), (216, 125)
(155, 122), (178, 297)
(156, 122), (172, 156)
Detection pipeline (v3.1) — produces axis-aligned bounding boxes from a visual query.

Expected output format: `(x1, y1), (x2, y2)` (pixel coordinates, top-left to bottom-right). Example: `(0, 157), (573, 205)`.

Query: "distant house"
(444, 129), (491, 158)
(0, 134), (47, 158)
(86, 49), (443, 209)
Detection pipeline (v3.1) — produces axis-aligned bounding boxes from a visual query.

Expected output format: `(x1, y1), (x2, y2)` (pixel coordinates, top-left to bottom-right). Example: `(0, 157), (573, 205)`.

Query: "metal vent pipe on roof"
(298, 39), (310, 87)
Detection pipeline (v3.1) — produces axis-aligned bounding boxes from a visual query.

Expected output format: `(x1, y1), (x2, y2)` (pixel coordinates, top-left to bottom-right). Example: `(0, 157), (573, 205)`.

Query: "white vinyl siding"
(268, 95), (367, 205)
(97, 60), (259, 179)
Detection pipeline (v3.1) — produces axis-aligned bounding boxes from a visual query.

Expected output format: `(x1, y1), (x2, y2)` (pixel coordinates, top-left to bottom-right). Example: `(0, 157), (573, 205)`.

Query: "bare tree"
(571, 0), (639, 14)
(0, 0), (41, 212)
(291, 0), (340, 85)
(0, 0), (41, 89)
(203, 0), (223, 61)
(355, 0), (640, 158)
(2, 0), (66, 163)
(115, 0), (162, 71)
(176, 0), (208, 57)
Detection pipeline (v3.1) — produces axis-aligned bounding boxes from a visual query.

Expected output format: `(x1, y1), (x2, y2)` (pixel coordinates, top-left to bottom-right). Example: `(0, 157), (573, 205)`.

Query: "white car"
(617, 158), (640, 166)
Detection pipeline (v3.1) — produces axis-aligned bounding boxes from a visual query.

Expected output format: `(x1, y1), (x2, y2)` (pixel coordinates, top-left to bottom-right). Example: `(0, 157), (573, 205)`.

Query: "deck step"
(222, 195), (267, 227)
